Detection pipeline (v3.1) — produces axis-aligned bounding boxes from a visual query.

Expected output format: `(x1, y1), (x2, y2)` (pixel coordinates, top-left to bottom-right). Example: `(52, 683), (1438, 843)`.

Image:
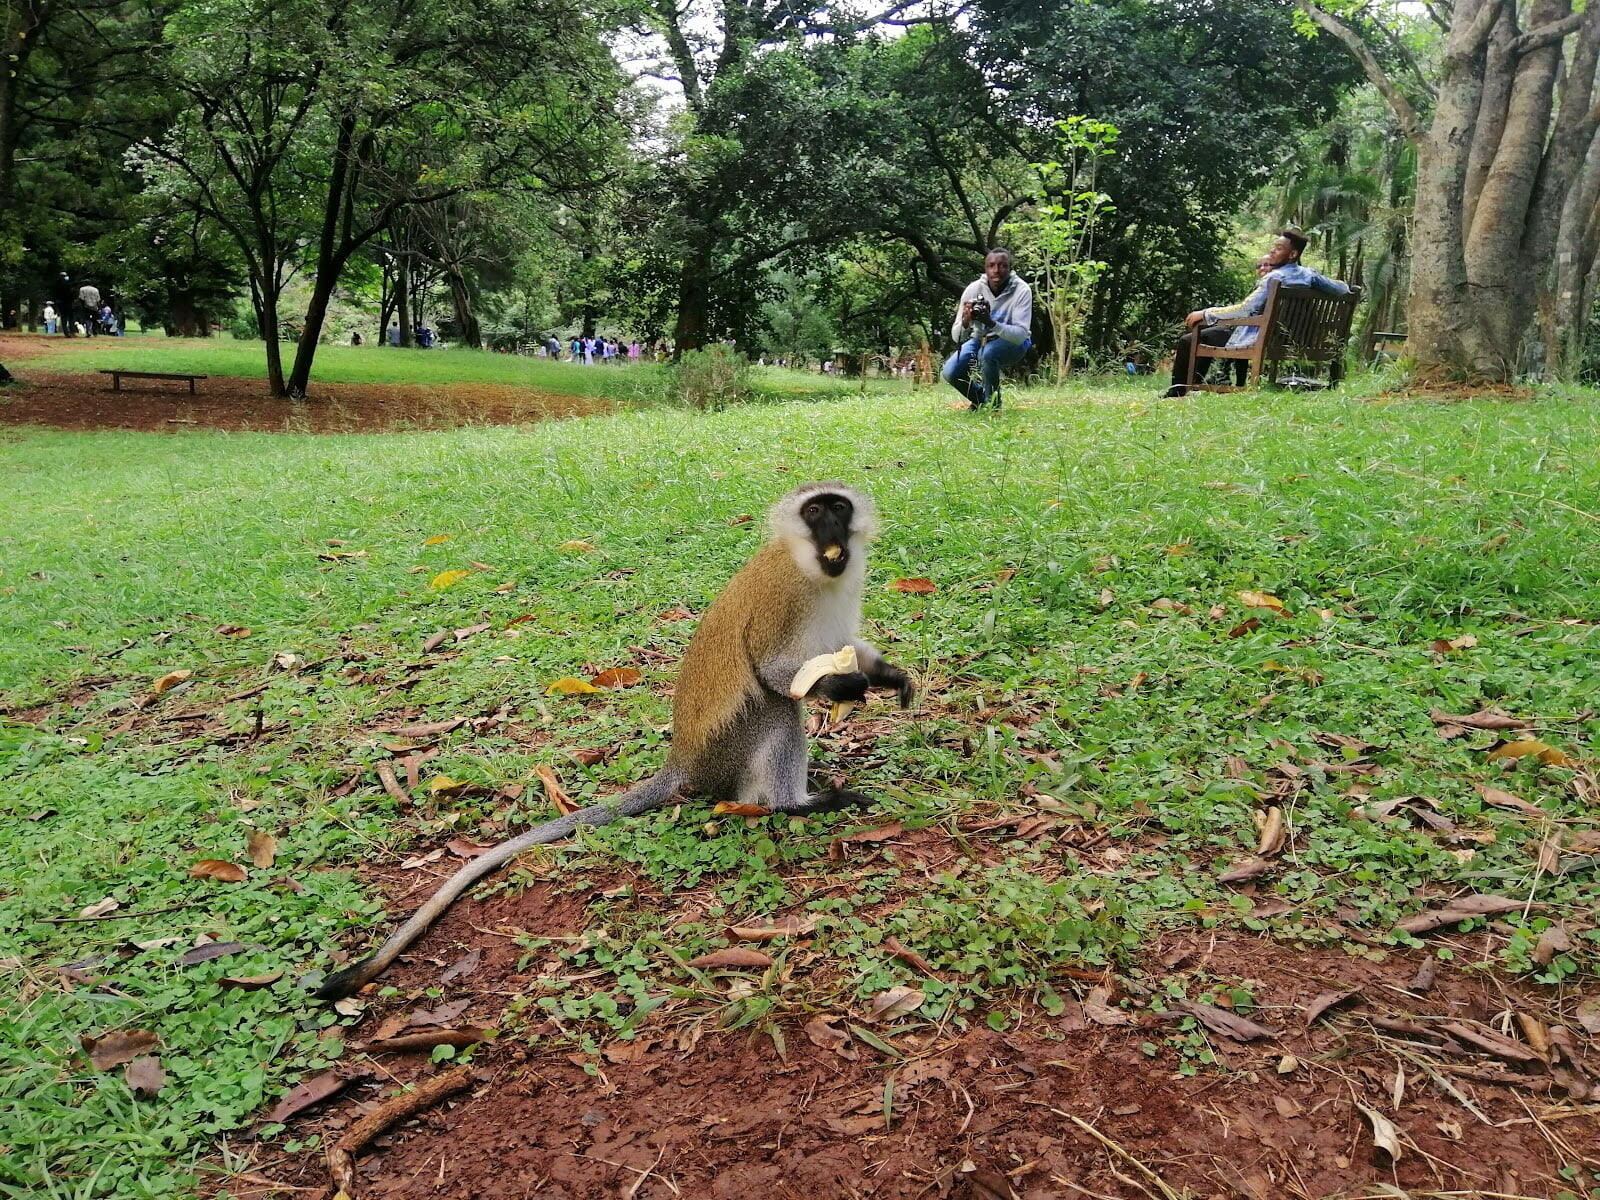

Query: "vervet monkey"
(314, 482), (913, 1000)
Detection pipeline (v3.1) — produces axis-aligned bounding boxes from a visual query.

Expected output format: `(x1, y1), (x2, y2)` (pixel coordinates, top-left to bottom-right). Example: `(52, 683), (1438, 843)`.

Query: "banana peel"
(790, 646), (862, 723)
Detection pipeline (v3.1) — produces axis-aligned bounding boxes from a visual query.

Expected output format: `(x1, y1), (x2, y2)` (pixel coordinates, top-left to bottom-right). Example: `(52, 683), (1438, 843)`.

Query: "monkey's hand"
(810, 671), (870, 704)
(869, 661), (917, 709)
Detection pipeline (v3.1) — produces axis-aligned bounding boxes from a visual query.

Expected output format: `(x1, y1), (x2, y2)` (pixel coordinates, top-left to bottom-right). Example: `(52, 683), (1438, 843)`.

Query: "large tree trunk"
(258, 289), (287, 396)
(671, 241), (711, 356)
(445, 265), (481, 349)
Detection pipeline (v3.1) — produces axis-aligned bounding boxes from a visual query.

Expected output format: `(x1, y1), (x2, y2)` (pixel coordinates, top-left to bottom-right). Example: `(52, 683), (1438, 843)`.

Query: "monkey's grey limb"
(311, 767), (685, 1001)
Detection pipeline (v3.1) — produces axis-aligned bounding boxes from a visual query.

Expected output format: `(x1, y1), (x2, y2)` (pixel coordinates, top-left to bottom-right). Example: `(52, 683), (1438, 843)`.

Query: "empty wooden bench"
(99, 369), (209, 394)
(1184, 281), (1362, 392)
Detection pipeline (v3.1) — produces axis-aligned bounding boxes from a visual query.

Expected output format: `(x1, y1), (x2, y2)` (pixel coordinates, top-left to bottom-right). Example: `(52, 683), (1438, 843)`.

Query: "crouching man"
(943, 248), (1033, 411)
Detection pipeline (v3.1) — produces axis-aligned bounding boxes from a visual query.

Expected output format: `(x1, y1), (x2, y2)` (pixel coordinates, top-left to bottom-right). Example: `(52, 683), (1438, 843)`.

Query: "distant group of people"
(41, 273), (123, 337)
(555, 335), (644, 365)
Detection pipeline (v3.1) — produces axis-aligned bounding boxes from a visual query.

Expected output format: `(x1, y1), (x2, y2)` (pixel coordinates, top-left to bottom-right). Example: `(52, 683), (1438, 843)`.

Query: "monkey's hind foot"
(785, 788), (873, 815)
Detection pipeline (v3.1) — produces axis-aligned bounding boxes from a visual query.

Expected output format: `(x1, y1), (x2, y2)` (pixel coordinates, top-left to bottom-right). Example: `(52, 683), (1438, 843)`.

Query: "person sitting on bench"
(1163, 229), (1348, 398)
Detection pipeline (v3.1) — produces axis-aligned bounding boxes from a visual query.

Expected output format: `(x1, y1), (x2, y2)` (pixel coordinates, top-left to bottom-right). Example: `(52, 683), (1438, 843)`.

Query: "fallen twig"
(326, 1065), (474, 1196)
(357, 1028), (487, 1054)
(374, 761), (411, 805)
(40, 901), (200, 925)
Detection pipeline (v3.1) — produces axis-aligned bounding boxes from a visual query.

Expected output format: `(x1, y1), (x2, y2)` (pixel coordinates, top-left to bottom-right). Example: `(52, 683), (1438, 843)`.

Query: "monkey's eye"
(803, 503), (822, 519)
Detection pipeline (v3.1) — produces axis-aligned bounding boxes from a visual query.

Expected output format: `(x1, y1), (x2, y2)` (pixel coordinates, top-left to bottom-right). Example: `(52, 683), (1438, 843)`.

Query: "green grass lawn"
(3, 381), (1598, 1197)
(17, 335), (906, 405)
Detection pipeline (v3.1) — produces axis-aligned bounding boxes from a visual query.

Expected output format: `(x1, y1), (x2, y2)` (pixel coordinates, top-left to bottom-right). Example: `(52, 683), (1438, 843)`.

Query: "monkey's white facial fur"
(771, 483), (877, 583)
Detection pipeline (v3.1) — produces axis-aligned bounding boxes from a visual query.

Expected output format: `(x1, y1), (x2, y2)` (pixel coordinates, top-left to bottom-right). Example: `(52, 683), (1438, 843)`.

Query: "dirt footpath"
(0, 336), (608, 433)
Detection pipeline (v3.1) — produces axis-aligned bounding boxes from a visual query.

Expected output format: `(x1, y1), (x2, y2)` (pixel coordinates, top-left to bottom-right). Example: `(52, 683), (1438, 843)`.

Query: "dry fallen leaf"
(188, 859), (248, 883)
(803, 1016), (859, 1059)
(78, 897), (121, 919)
(246, 831), (277, 869)
(82, 1029), (159, 1070)
(178, 940), (248, 965)
(728, 915), (817, 941)
(445, 838), (493, 858)
(1532, 925), (1573, 966)
(439, 950), (482, 984)
(262, 1069), (364, 1124)
(687, 947), (773, 969)
(220, 971), (285, 990)
(124, 1055), (166, 1097)
(1180, 1000), (1277, 1041)
(558, 539), (596, 553)
(428, 569), (472, 591)
(890, 578), (937, 594)
(215, 624), (252, 639)
(425, 774), (469, 797)
(151, 669), (193, 695)
(838, 821), (903, 844)
(1430, 634), (1478, 653)
(1428, 706), (1527, 731)
(389, 718), (465, 739)
(408, 998), (471, 1028)
(545, 676), (602, 696)
(1237, 590), (1286, 611)
(423, 535), (451, 546)
(1083, 986), (1133, 1027)
(1395, 893), (1522, 935)
(868, 986), (925, 1021)
(1487, 738), (1574, 767)
(1304, 989), (1361, 1026)
(590, 667), (643, 688)
(712, 802), (771, 817)
(1357, 1102), (1404, 1161)
(1218, 857), (1272, 884)
(1227, 618), (1262, 638)
(1474, 783), (1545, 817)
(1256, 806), (1286, 856)
(534, 764), (578, 816)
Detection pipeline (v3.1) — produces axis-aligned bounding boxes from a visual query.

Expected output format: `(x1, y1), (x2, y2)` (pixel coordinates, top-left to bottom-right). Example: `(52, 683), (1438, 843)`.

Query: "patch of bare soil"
(0, 359), (608, 435)
(230, 862), (1598, 1200)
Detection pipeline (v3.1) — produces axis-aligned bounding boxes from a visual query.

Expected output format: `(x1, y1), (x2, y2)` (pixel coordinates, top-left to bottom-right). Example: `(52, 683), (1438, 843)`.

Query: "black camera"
(970, 297), (991, 323)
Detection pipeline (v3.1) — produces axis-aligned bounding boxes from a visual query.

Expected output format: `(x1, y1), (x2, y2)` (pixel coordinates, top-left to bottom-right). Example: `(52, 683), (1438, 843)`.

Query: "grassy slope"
(15, 335), (901, 404)
(2, 381), (1598, 1196)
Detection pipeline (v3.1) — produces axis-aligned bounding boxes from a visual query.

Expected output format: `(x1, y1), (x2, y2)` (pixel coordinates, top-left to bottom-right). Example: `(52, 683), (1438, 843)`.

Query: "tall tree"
(1302, 0), (1600, 379)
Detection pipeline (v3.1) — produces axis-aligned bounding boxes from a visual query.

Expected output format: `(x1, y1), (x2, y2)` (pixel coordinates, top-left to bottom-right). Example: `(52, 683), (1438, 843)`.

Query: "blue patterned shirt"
(1205, 263), (1350, 349)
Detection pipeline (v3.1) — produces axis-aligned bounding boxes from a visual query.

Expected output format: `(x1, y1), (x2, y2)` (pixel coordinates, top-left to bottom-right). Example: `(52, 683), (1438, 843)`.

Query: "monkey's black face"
(801, 493), (854, 577)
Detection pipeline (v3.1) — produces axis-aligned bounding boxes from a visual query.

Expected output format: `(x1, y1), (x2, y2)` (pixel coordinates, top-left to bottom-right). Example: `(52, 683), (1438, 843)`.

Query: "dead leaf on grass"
(897, 1057), (953, 1087)
(1227, 617), (1262, 638)
(534, 764), (578, 815)
(1218, 857), (1271, 886)
(425, 775), (469, 796)
(868, 986), (925, 1021)
(428, 569), (472, 591)
(728, 915), (816, 941)
(803, 1016), (858, 1060)
(1357, 1102), (1404, 1161)
(400, 847), (445, 869)
(188, 859), (247, 882)
(1487, 738), (1575, 767)
(890, 577), (937, 594)
(838, 821), (903, 844)
(712, 802), (770, 817)
(545, 676), (602, 696)
(1475, 783), (1545, 816)
(215, 624), (252, 639)
(1180, 1001), (1276, 1041)
(1532, 925), (1573, 967)
(558, 540), (595, 553)
(884, 936), (939, 977)
(261, 1069), (364, 1124)
(658, 605), (695, 621)
(687, 947), (773, 969)
(82, 1029), (159, 1070)
(1304, 989), (1361, 1026)
(246, 831), (277, 869)
(445, 838), (493, 858)
(151, 669), (193, 695)
(452, 622), (490, 642)
(421, 630), (451, 652)
(439, 950), (481, 984)
(124, 1055), (166, 1097)
(1256, 806), (1286, 856)
(220, 971), (284, 990)
(78, 897), (121, 918)
(590, 667), (643, 688)
(178, 940), (248, 965)
(1576, 998), (1600, 1035)
(389, 718), (465, 739)
(1237, 590), (1287, 611)
(1439, 1021), (1541, 1063)
(1396, 893), (1524, 935)
(1429, 706), (1526, 731)
(409, 998), (471, 1028)
(1083, 986), (1132, 1027)
(1430, 635), (1478, 653)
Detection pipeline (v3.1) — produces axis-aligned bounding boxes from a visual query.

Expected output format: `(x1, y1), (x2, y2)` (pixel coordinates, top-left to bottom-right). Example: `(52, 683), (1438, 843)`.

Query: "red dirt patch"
(0, 354), (608, 434)
(233, 863), (1598, 1200)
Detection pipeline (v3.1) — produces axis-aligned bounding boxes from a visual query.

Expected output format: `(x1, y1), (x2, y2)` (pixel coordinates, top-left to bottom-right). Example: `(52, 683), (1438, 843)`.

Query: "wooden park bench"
(1183, 281), (1362, 393)
(99, 369), (209, 394)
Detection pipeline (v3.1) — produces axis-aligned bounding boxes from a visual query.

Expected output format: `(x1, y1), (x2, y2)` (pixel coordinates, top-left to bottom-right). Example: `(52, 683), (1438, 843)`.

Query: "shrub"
(673, 345), (752, 409)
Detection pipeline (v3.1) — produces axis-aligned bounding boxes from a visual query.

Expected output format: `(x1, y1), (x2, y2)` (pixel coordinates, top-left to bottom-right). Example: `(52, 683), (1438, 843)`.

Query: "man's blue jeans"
(942, 335), (1031, 408)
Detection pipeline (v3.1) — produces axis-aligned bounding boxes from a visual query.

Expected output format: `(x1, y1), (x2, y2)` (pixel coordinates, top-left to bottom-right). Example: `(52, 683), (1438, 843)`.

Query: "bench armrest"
(1206, 316), (1260, 328)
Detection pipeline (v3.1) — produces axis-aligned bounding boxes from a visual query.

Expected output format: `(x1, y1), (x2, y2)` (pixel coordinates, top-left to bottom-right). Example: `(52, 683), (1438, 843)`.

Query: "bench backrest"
(1260, 282), (1362, 366)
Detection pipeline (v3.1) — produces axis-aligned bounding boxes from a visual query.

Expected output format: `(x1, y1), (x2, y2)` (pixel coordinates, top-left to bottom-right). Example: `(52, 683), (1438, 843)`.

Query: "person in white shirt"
(943, 248), (1033, 411)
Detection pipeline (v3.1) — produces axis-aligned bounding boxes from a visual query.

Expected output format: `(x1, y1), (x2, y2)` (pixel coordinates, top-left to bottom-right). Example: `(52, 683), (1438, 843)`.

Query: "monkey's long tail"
(311, 767), (686, 1001)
